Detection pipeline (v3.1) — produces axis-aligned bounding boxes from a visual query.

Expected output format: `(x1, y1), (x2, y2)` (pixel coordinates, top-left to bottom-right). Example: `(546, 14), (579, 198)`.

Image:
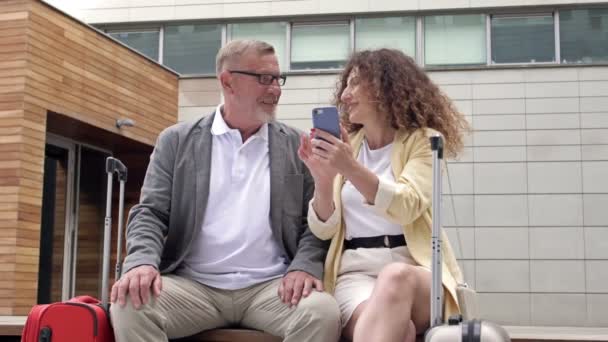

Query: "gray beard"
(255, 108), (276, 123)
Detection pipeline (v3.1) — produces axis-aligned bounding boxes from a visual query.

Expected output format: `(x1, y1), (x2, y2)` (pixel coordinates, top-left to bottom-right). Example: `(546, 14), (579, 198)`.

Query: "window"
(163, 24), (222, 75)
(491, 14), (555, 64)
(291, 22), (350, 70)
(230, 22), (288, 70)
(560, 8), (608, 63)
(108, 30), (160, 61)
(355, 17), (416, 58)
(424, 14), (486, 66)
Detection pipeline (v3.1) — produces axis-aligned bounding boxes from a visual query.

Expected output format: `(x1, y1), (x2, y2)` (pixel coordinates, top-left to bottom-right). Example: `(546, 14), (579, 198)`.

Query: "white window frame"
(423, 13), (488, 67)
(158, 25), (165, 64)
(554, 10), (561, 64)
(353, 15), (418, 62)
(416, 16), (424, 66)
(289, 20), (351, 72)
(554, 6), (608, 65)
(105, 26), (162, 62)
(100, 6), (608, 78)
(162, 21), (224, 77)
(489, 12), (558, 66)
(226, 21), (290, 72)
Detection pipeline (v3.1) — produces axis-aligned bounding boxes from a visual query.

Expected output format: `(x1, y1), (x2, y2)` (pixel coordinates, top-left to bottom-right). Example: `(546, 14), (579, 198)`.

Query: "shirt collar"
(211, 104), (231, 136)
(211, 104), (269, 142)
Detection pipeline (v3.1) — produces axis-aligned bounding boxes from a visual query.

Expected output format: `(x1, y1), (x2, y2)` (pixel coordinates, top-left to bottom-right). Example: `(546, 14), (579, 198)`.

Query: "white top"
(342, 140), (404, 240)
(177, 105), (287, 290)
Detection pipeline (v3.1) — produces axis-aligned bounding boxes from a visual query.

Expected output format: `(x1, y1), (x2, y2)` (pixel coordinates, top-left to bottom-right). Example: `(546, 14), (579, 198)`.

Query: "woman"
(298, 49), (469, 342)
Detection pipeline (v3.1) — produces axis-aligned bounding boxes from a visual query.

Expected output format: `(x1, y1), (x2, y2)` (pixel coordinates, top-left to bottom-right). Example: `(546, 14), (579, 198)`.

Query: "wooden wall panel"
(25, 2), (178, 145)
(0, 0), (29, 316)
(0, 0), (179, 315)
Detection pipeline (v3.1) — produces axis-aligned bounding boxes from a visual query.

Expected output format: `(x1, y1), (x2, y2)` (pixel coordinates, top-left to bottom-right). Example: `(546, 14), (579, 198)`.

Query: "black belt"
(344, 234), (406, 250)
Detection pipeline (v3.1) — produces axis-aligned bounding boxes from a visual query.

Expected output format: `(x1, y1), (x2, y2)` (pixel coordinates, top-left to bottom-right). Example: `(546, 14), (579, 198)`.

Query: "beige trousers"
(109, 274), (341, 342)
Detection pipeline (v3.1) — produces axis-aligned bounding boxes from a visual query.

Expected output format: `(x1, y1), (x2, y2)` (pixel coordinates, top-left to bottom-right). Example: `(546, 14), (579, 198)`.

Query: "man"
(109, 40), (341, 342)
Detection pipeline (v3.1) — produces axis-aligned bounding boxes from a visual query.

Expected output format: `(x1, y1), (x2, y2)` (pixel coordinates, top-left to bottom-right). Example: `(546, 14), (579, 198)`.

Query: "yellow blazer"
(308, 127), (464, 320)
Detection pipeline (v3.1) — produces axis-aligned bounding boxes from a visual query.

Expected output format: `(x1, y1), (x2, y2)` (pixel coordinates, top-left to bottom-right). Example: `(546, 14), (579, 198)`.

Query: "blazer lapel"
(193, 113), (214, 233)
(268, 122), (286, 239)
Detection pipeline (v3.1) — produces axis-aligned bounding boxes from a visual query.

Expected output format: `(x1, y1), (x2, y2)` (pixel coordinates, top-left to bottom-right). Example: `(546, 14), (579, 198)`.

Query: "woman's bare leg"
(343, 303), (415, 342)
(342, 301), (367, 341)
(352, 263), (431, 342)
(404, 320), (416, 342)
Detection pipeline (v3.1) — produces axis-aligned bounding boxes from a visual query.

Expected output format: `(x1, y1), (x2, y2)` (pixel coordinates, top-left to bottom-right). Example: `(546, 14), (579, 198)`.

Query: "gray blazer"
(122, 112), (328, 280)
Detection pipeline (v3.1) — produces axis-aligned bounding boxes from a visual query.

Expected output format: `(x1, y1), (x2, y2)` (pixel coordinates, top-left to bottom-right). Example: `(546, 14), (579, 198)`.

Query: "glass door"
(72, 146), (111, 297)
(38, 135), (111, 303)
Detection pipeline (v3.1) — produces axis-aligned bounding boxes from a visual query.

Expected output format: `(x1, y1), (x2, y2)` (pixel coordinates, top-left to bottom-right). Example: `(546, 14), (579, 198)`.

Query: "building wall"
(44, 0), (608, 327)
(44, 0), (605, 24)
(0, 0), (29, 317)
(0, 0), (179, 315)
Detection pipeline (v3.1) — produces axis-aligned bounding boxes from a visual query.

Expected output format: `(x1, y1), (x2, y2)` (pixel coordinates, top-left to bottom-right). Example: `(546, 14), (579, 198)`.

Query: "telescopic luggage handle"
(429, 135), (444, 328)
(102, 157), (128, 309)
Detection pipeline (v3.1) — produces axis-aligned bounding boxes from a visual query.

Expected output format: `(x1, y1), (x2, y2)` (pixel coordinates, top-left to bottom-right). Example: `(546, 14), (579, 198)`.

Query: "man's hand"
(278, 271), (324, 308)
(110, 265), (162, 310)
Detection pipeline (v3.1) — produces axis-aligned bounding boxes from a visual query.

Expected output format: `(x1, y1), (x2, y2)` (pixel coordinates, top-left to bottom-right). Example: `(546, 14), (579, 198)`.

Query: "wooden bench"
(0, 317), (282, 342)
(0, 317), (25, 336)
(172, 329), (282, 342)
(4, 316), (608, 342)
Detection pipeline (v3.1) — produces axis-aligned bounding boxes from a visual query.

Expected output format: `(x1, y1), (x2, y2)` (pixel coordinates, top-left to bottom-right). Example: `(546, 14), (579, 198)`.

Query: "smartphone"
(312, 106), (341, 140)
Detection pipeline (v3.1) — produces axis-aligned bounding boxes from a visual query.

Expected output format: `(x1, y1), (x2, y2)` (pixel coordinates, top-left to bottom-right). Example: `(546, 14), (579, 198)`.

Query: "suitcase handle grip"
(430, 135), (444, 159)
(69, 296), (101, 305)
(106, 157), (128, 181)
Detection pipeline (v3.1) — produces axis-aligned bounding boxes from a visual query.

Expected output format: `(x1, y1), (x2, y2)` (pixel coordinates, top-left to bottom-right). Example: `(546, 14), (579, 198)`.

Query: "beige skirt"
(333, 245), (429, 327)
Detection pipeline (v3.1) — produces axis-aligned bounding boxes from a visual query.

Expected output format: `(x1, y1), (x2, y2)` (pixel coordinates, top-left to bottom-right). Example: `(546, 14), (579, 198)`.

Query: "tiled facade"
(178, 66), (608, 328)
(45, 0), (608, 328)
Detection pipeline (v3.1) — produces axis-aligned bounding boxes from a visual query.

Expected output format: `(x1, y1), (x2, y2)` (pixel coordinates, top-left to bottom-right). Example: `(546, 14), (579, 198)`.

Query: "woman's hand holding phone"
(299, 125), (356, 223)
(310, 126), (356, 176)
(298, 131), (337, 188)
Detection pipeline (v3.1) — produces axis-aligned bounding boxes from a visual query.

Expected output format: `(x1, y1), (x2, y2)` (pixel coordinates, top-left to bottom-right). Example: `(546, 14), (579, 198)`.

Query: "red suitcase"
(21, 296), (114, 342)
(21, 157), (128, 342)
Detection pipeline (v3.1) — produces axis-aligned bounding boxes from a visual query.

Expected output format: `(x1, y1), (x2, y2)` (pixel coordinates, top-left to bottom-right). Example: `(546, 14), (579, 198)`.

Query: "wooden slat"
(24, 32), (177, 115)
(0, 12), (28, 22)
(22, 69), (168, 137)
(30, 4), (174, 85)
(0, 11), (36, 316)
(25, 7), (176, 139)
(27, 11), (177, 106)
(0, 0), (30, 13)
(24, 64), (169, 134)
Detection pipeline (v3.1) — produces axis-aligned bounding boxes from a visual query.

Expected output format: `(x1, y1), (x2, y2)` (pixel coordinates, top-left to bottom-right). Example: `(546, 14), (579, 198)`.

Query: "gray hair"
(216, 40), (275, 75)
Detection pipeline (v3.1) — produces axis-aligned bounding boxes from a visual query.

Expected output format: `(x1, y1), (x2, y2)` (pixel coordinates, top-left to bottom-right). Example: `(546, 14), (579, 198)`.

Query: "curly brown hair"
(333, 48), (469, 158)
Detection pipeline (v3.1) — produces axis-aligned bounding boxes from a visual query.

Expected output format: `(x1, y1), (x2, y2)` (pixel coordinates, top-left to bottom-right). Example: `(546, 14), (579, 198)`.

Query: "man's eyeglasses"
(229, 70), (287, 86)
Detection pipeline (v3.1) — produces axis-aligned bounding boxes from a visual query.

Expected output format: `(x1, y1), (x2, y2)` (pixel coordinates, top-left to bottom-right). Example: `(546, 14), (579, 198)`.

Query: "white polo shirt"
(177, 105), (287, 289)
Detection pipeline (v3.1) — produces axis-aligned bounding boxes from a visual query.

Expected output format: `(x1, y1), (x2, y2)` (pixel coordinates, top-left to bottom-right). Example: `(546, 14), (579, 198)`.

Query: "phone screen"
(312, 106), (340, 139)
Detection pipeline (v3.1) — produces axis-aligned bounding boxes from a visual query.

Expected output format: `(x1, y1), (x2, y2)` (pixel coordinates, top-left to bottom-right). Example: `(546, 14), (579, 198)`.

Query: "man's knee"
(297, 291), (341, 330)
(109, 296), (159, 331)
